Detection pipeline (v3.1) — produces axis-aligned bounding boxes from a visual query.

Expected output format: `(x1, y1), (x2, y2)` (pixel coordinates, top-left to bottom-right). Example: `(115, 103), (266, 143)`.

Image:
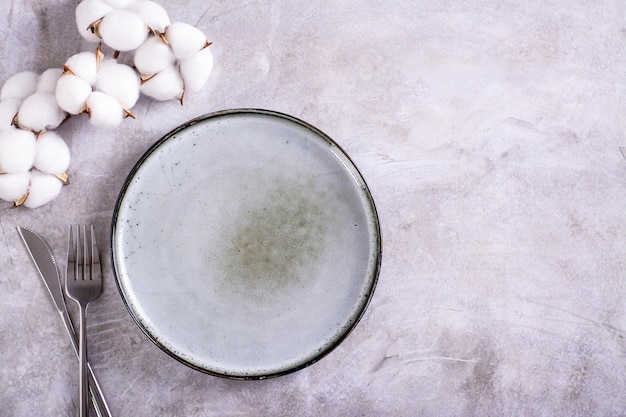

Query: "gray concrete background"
(1, 1), (626, 416)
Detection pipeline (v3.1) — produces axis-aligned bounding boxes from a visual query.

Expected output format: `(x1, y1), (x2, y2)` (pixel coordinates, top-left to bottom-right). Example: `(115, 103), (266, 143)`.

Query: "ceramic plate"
(111, 109), (381, 379)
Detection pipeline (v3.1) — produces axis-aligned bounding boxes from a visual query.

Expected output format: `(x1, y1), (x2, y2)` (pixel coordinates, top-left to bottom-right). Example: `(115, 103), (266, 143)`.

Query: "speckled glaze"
(111, 109), (381, 379)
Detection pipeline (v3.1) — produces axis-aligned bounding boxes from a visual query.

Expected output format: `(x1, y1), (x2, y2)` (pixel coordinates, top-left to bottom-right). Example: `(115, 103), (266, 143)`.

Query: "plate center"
(216, 178), (333, 299)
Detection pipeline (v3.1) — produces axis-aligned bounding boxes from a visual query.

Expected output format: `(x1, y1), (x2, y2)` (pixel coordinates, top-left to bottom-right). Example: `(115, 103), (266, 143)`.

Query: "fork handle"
(78, 305), (89, 417)
(59, 309), (112, 417)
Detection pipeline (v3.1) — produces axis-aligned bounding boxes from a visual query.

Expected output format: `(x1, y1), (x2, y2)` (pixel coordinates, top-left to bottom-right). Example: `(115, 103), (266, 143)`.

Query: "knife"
(17, 227), (112, 417)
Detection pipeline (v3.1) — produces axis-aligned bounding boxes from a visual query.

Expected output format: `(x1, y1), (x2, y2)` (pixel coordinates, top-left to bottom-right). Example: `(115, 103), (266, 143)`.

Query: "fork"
(65, 225), (103, 417)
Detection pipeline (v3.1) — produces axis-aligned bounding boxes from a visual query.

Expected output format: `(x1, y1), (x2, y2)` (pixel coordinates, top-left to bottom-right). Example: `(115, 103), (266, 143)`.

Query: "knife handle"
(59, 309), (112, 417)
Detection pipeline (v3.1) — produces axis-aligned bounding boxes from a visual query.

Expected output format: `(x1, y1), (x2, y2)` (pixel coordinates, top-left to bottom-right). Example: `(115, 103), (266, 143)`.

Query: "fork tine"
(74, 225), (79, 282)
(82, 225), (90, 282)
(90, 226), (101, 280)
(67, 225), (76, 282)
(75, 225), (83, 281)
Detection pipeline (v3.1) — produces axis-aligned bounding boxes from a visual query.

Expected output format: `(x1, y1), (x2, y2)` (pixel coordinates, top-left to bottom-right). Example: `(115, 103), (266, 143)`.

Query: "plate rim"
(110, 108), (383, 379)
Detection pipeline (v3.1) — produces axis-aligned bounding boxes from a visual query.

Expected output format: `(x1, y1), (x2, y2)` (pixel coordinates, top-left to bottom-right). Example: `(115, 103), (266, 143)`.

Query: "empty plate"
(111, 109), (381, 379)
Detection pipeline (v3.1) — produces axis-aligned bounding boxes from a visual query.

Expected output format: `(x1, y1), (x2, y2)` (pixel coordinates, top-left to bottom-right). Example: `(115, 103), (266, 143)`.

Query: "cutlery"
(65, 225), (104, 417)
(18, 227), (112, 417)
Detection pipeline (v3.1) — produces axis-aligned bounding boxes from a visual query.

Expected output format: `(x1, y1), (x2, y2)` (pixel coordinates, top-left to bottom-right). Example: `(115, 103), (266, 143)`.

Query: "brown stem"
(56, 173), (70, 185)
(13, 192), (28, 208)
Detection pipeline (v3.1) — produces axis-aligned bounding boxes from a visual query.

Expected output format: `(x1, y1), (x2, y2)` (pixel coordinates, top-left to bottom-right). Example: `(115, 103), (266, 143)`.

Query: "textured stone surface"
(2, 1), (626, 416)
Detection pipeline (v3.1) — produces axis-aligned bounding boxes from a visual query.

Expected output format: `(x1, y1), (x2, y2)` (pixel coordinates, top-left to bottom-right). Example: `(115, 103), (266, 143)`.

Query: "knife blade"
(18, 227), (66, 314)
(17, 227), (112, 417)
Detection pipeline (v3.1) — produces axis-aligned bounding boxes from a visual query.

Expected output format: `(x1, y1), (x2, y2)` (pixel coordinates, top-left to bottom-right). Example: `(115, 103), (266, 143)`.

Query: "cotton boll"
(98, 9), (149, 51)
(102, 0), (136, 8)
(76, 0), (114, 42)
(95, 60), (140, 109)
(165, 22), (209, 60)
(0, 172), (30, 202)
(23, 170), (64, 209)
(56, 74), (92, 115)
(0, 71), (39, 101)
(180, 46), (213, 93)
(17, 92), (66, 132)
(0, 129), (36, 174)
(64, 52), (99, 85)
(0, 99), (21, 130)
(34, 131), (71, 176)
(130, 0), (170, 33)
(134, 36), (175, 76)
(86, 91), (124, 128)
(140, 67), (183, 101)
(37, 68), (64, 94)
